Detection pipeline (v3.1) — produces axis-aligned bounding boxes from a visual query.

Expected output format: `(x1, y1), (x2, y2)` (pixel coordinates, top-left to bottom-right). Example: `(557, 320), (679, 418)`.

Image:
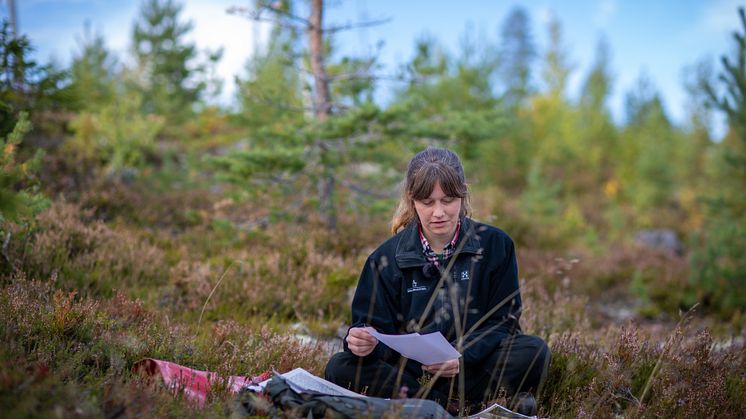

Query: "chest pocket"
(402, 257), (480, 333)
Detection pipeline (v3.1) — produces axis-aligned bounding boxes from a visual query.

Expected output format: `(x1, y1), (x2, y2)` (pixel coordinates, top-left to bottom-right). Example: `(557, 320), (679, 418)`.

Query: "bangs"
(408, 163), (467, 200)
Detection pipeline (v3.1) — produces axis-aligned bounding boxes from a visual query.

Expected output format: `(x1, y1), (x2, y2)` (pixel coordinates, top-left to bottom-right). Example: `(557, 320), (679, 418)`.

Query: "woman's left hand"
(422, 358), (460, 377)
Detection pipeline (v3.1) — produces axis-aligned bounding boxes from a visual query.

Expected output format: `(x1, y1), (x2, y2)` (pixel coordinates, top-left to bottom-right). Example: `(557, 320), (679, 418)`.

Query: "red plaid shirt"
(418, 221), (461, 268)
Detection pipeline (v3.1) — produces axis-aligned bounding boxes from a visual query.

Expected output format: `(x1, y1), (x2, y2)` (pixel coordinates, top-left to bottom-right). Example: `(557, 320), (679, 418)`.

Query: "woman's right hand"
(346, 327), (379, 357)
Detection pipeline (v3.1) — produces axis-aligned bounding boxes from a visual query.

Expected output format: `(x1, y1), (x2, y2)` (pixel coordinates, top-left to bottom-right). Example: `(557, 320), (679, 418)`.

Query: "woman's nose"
(433, 203), (445, 217)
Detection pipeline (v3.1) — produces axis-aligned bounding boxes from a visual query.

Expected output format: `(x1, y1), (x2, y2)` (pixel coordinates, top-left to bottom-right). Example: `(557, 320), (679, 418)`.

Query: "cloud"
(699, 0), (741, 34)
(593, 0), (617, 27)
(183, 0), (272, 104)
(534, 4), (554, 27)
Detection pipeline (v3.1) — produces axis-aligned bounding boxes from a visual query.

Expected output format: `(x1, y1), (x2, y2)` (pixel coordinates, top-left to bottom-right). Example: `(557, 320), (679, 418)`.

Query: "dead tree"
(228, 0), (389, 230)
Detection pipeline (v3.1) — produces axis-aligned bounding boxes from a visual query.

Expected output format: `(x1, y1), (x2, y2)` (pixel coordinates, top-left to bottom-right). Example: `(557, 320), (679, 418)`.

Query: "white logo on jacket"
(407, 279), (428, 293)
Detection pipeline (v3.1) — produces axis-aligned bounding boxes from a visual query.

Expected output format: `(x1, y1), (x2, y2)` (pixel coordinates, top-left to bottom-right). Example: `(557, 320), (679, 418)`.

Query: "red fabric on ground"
(134, 358), (271, 407)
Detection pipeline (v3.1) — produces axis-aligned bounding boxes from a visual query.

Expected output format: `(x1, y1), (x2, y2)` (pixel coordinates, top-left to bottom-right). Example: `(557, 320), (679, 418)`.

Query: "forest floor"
(1, 161), (744, 418)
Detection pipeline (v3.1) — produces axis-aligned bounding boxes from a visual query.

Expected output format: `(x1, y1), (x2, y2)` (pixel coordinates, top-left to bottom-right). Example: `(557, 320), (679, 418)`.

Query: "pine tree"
(235, 7), (305, 134)
(70, 23), (117, 111)
(0, 21), (72, 137)
(215, 0), (395, 229)
(528, 14), (577, 173)
(498, 6), (535, 108)
(131, 0), (204, 122)
(0, 112), (48, 272)
(578, 38), (617, 187)
(690, 7), (746, 316)
(618, 75), (678, 224)
(391, 33), (503, 165)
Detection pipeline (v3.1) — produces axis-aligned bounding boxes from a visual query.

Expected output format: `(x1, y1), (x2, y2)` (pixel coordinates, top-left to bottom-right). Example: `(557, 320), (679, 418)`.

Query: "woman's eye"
(421, 200), (433, 206)
(442, 198), (455, 204)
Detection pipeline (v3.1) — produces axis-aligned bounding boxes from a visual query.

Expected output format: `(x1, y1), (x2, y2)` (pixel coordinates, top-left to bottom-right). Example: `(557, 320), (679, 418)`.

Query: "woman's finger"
(348, 328), (378, 344)
(347, 334), (376, 348)
(423, 360), (459, 376)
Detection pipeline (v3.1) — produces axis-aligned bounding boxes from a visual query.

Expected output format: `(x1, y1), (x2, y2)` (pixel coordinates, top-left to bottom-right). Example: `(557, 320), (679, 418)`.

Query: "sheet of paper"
(467, 402), (537, 419)
(246, 368), (364, 398)
(364, 327), (461, 365)
(282, 368), (364, 398)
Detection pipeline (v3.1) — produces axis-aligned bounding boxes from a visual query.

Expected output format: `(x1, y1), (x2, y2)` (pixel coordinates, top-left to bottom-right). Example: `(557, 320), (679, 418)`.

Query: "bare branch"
(227, 4), (311, 27)
(323, 17), (392, 34)
(340, 179), (395, 199)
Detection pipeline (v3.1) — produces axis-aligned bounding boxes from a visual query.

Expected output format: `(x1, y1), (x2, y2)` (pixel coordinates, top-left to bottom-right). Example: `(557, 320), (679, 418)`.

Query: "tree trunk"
(309, 0), (331, 121)
(308, 0), (336, 230)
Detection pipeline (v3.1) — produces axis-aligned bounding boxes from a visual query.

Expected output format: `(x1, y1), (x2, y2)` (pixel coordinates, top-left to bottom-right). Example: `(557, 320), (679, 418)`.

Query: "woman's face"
(413, 181), (462, 248)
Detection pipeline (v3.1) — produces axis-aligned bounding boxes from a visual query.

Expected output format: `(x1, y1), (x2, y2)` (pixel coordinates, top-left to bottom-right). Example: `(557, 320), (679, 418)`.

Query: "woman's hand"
(346, 327), (379, 357)
(422, 358), (460, 378)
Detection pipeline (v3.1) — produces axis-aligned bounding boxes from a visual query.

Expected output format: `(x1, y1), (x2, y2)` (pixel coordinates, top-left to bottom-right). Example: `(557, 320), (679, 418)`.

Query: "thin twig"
(636, 303), (699, 411)
(198, 261), (237, 326)
(324, 17), (392, 33)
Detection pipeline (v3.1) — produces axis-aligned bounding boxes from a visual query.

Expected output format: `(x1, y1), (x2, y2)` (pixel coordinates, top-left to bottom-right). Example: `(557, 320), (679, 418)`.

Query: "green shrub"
(0, 112), (48, 225)
(66, 92), (164, 174)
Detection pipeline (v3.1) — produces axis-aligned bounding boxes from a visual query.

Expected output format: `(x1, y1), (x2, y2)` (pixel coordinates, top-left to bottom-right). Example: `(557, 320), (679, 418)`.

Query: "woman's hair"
(391, 147), (471, 234)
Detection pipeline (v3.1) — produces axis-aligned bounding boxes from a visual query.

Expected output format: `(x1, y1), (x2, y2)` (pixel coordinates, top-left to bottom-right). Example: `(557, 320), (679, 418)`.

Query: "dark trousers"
(324, 334), (550, 406)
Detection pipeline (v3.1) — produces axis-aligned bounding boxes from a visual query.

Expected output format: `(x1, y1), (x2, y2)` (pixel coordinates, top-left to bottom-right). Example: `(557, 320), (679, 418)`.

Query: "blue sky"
(3, 0), (741, 138)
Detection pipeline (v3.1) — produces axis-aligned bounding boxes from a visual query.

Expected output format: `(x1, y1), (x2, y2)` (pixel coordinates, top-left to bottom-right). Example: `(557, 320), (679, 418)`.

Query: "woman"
(325, 148), (549, 415)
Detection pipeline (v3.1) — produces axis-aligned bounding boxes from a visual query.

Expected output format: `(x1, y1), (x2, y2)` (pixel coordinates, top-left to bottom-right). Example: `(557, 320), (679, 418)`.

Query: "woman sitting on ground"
(325, 147), (550, 416)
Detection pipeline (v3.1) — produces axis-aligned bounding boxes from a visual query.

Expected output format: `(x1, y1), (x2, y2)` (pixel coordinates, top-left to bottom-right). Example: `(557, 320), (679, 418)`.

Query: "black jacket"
(345, 217), (522, 366)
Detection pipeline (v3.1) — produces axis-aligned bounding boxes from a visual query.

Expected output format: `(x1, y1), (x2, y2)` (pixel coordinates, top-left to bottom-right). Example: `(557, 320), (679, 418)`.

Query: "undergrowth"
(0, 274), (327, 418)
(1, 176), (744, 417)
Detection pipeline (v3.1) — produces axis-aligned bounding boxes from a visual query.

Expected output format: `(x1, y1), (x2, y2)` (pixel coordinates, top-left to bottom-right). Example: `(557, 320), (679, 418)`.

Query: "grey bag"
(234, 374), (453, 418)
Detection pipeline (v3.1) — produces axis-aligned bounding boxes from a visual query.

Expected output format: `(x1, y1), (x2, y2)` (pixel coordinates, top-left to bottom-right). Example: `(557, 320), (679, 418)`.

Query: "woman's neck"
(424, 230), (454, 253)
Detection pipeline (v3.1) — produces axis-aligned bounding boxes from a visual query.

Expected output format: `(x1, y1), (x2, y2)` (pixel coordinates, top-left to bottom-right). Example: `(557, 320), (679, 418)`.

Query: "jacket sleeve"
(343, 253), (401, 362)
(461, 234), (521, 365)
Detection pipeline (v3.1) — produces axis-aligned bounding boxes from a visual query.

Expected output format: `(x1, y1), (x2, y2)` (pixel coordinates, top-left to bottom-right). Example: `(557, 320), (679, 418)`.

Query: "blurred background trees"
(1, 2), (745, 415)
(1, 0), (744, 321)
(689, 8), (746, 315)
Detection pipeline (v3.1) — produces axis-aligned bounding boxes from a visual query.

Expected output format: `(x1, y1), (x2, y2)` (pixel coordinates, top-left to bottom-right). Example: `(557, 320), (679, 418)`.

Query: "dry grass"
(1, 184), (744, 417)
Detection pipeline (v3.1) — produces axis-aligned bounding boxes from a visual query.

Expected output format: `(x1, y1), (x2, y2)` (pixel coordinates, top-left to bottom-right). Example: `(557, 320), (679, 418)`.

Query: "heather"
(2, 1), (746, 417)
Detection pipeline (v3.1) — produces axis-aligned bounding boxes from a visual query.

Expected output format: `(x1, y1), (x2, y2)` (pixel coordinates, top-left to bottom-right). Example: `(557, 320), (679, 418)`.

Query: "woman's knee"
(500, 334), (550, 376)
(324, 351), (355, 382)
(520, 335), (550, 371)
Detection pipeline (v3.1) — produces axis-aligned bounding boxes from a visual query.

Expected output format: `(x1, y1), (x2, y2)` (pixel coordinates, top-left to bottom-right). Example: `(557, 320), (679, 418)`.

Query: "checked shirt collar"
(418, 220), (461, 268)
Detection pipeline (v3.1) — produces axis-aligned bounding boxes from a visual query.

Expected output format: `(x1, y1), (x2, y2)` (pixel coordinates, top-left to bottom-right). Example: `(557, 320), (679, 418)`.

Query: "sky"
(3, 0), (742, 139)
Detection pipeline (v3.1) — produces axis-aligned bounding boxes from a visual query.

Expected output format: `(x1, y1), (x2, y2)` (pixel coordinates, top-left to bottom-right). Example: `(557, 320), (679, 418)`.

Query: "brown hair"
(391, 147), (471, 234)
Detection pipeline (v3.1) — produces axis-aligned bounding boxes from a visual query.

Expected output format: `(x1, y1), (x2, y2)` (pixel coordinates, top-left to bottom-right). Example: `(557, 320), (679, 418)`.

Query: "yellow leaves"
(679, 188), (704, 231)
(3, 142), (15, 158)
(603, 179), (619, 198)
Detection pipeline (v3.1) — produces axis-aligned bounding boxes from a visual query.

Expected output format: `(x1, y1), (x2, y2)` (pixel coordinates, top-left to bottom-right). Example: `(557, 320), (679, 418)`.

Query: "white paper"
(364, 327), (461, 365)
(467, 402), (537, 419)
(282, 368), (365, 397)
(246, 367), (364, 398)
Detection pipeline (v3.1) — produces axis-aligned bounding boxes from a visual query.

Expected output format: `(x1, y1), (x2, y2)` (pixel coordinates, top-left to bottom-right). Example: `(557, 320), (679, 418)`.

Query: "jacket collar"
(395, 217), (482, 269)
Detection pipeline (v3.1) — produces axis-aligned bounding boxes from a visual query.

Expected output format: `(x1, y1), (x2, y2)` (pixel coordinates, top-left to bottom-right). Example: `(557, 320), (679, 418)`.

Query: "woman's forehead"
(426, 182), (447, 198)
(410, 165), (465, 198)
(415, 181), (461, 199)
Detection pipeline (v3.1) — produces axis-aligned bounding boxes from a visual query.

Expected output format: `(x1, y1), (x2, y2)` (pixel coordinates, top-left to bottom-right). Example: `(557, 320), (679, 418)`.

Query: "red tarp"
(134, 358), (271, 407)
